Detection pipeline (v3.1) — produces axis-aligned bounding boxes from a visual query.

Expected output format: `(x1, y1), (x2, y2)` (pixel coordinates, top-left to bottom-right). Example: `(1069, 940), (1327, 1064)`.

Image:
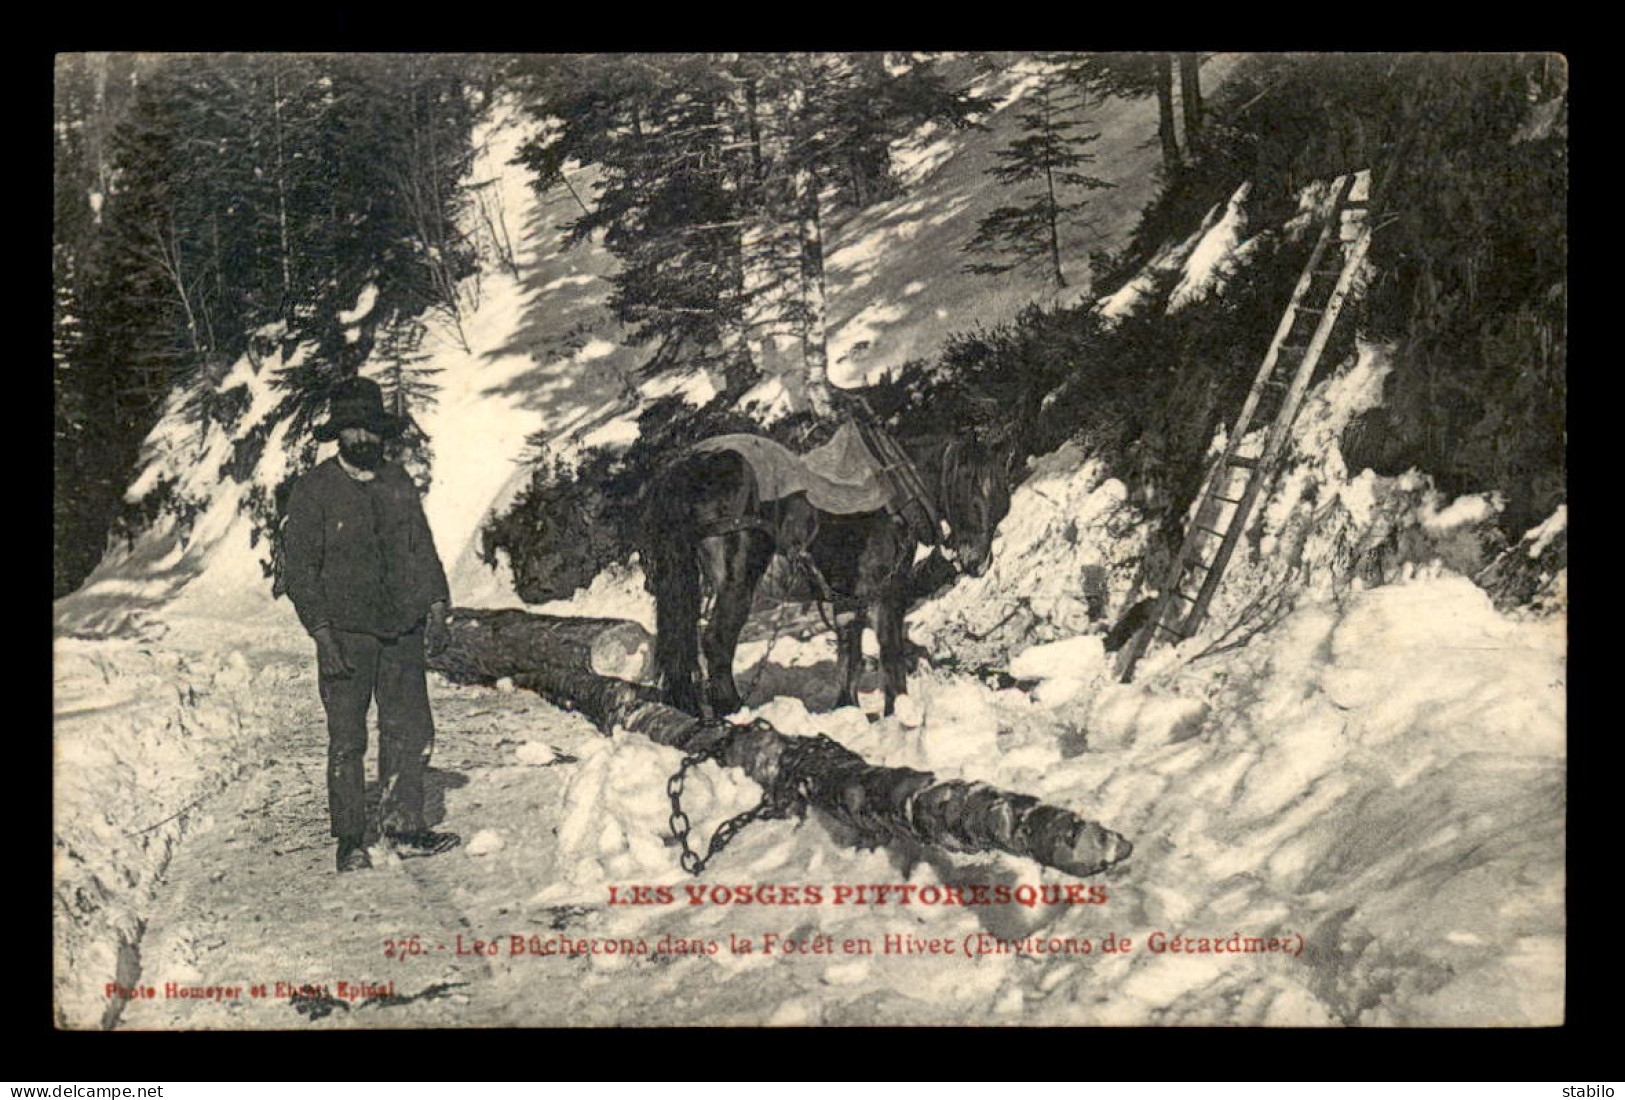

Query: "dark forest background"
(54, 53), (1566, 604)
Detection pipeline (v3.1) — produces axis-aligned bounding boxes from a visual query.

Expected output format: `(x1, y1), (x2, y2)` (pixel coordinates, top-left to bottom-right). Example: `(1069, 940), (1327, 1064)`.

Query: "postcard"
(53, 51), (1566, 1029)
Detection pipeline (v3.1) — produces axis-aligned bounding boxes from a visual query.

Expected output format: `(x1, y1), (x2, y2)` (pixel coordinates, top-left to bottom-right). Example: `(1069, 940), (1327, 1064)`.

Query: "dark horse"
(641, 429), (1011, 719)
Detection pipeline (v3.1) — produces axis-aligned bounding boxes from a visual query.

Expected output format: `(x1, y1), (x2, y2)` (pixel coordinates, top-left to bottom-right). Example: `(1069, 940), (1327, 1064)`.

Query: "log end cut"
(588, 621), (656, 682)
(436, 608), (654, 684)
(1032, 814), (1134, 878)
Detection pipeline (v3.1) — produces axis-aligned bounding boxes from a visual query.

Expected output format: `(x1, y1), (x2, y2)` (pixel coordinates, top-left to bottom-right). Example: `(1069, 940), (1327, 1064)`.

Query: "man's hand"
(424, 601), (452, 658)
(313, 626), (355, 680)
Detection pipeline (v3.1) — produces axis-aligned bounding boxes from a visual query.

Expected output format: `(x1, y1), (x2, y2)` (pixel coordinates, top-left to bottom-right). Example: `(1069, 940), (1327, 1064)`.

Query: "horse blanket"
(691, 422), (892, 515)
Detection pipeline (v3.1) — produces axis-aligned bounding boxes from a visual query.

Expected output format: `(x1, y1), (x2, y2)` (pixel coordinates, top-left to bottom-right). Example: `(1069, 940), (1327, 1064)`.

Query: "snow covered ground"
(65, 542), (1564, 1028)
(53, 77), (1564, 1029)
(53, 638), (305, 1028)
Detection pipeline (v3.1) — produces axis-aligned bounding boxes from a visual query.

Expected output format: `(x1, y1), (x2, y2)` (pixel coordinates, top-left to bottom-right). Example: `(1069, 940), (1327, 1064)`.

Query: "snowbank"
(909, 442), (1142, 666)
(53, 639), (301, 1028)
(507, 563), (1561, 1025)
(1168, 183), (1251, 311)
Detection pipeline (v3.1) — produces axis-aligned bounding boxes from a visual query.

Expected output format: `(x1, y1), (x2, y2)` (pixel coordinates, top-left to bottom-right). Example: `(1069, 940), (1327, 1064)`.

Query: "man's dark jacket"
(281, 458), (450, 638)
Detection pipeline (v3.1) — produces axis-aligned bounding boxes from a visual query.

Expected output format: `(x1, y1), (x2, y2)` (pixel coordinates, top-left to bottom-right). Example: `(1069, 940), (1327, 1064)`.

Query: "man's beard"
(339, 439), (384, 470)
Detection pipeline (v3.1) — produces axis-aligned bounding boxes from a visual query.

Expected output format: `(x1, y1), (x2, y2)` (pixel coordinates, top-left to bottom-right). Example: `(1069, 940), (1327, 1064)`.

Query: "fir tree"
(374, 316), (443, 489)
(1059, 52), (1184, 173)
(54, 52), (487, 593)
(755, 52), (991, 417)
(515, 53), (991, 418)
(963, 59), (1112, 289)
(515, 54), (759, 391)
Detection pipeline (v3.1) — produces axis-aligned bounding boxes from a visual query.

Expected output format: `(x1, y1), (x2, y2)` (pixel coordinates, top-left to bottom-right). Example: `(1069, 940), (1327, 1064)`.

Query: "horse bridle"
(927, 438), (971, 573)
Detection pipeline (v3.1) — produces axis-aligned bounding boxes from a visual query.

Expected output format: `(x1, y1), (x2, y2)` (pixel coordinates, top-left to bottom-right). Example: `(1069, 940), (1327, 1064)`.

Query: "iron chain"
(665, 718), (801, 876)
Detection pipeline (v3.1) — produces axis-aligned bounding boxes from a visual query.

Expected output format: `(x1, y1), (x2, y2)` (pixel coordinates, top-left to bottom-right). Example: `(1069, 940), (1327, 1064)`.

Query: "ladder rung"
(1158, 182), (1360, 659)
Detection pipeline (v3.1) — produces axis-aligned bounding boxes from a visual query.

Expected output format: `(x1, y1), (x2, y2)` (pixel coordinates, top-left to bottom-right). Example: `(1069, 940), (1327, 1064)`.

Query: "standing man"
(282, 376), (460, 873)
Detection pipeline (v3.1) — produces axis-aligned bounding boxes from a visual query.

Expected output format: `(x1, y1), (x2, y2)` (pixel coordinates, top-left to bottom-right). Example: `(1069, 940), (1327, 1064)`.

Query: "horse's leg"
(876, 588), (909, 717)
(833, 606), (868, 710)
(646, 489), (706, 717)
(700, 530), (773, 717)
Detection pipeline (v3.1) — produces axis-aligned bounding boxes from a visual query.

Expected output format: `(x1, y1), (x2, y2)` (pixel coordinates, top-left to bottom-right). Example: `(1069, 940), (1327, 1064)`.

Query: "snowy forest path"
(114, 666), (610, 1029)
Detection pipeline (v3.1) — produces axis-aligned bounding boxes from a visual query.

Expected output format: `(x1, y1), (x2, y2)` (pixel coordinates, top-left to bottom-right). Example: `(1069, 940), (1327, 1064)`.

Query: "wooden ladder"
(1116, 170), (1373, 683)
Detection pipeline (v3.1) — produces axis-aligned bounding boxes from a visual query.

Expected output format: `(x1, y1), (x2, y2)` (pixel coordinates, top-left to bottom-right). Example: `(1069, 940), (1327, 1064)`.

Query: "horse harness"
(692, 422), (966, 608)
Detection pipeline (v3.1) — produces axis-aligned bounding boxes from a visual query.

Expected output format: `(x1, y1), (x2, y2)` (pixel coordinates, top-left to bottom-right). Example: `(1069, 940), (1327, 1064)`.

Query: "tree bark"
(150, 215), (205, 363)
(432, 619), (1134, 880)
(720, 242), (758, 398)
(271, 64), (294, 308)
(744, 76), (765, 183)
(1155, 54), (1181, 173)
(795, 164), (835, 420)
(1178, 53), (1203, 151)
(718, 80), (761, 398)
(1042, 90), (1067, 290)
(430, 608), (655, 684)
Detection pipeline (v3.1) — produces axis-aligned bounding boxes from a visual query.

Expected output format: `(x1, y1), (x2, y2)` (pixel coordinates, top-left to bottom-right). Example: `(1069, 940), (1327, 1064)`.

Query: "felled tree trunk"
(430, 608), (655, 684)
(480, 661), (1132, 880)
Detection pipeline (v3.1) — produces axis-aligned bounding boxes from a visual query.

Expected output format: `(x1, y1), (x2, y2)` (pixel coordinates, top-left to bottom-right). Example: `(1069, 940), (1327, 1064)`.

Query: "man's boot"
(336, 838), (372, 873)
(387, 830), (461, 857)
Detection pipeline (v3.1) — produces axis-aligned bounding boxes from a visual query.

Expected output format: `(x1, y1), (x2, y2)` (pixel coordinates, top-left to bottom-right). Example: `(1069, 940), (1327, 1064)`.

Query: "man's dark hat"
(314, 376), (406, 442)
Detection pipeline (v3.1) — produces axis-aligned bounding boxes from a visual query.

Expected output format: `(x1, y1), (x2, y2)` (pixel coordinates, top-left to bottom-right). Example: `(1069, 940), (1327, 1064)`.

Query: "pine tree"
(55, 52), (487, 593)
(738, 52), (991, 418)
(515, 54), (759, 390)
(1059, 53), (1184, 174)
(363, 54), (483, 349)
(1178, 53), (1204, 151)
(375, 317), (442, 419)
(374, 316), (443, 489)
(515, 53), (991, 418)
(963, 58), (1112, 289)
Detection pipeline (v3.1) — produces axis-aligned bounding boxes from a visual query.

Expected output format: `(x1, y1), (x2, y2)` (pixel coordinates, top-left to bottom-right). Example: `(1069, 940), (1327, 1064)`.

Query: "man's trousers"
(318, 627), (434, 843)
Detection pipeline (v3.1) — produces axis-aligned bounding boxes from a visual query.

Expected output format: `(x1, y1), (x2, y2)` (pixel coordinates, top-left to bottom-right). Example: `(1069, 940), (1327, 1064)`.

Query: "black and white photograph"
(51, 51), (1568, 1030)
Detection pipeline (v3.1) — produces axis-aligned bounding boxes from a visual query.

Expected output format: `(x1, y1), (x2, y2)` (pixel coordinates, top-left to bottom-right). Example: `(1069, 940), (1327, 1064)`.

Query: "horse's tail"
(641, 455), (706, 714)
